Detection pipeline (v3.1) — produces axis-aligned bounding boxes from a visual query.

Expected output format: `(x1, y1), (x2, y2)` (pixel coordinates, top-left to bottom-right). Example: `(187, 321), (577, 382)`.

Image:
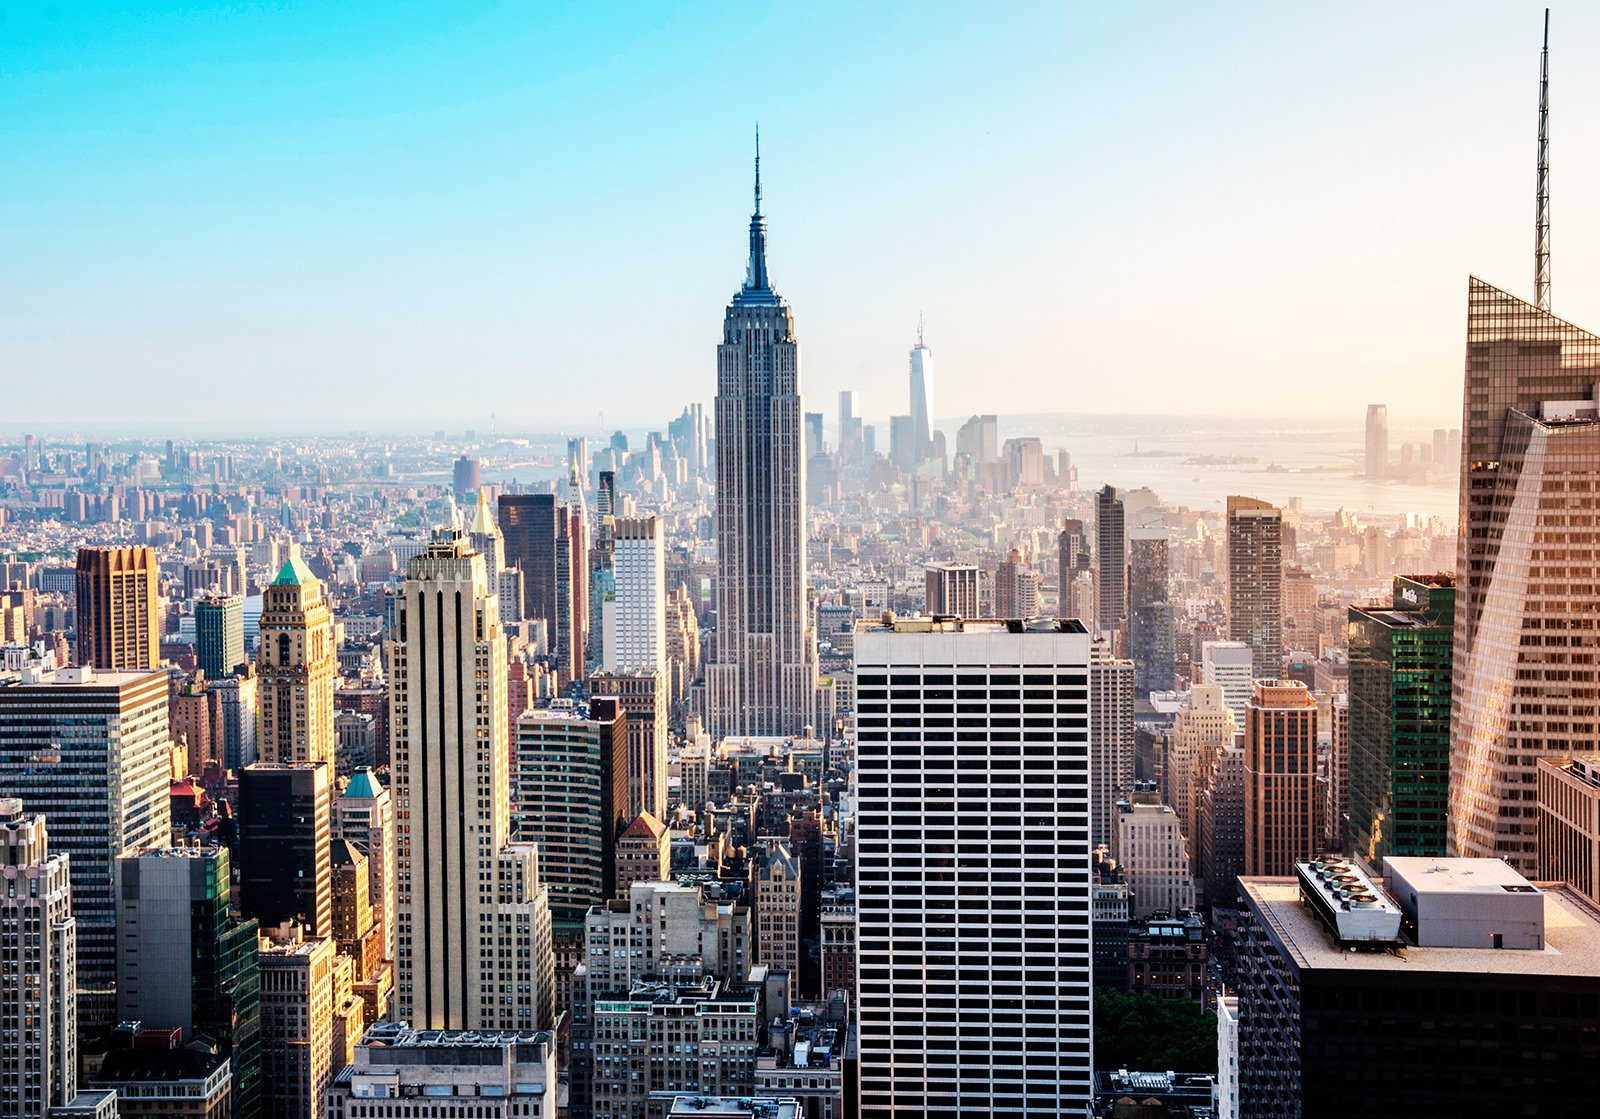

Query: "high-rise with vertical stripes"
(390, 529), (552, 1030)
(707, 140), (822, 737)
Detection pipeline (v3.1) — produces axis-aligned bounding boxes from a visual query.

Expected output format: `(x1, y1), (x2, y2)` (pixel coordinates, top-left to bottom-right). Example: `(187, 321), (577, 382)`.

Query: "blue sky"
(2, 1), (1592, 432)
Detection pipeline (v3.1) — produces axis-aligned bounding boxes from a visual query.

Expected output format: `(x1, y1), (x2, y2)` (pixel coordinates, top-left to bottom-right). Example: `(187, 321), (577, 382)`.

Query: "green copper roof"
(343, 768), (383, 799)
(273, 553), (317, 586)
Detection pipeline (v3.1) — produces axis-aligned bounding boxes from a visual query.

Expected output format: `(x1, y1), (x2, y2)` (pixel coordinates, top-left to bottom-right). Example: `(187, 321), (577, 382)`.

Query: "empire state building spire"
(738, 126), (776, 303)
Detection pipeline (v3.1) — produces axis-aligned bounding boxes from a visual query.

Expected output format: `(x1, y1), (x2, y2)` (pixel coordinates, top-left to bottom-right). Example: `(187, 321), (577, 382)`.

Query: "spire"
(1535, 7), (1551, 311)
(754, 123), (762, 216)
(917, 312), (926, 349)
(469, 487), (497, 536)
(736, 125), (777, 304)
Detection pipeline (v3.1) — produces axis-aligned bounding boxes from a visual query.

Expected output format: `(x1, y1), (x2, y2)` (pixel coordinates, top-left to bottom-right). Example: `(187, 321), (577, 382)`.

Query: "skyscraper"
(1226, 496), (1283, 679)
(1450, 280), (1600, 871)
(604, 515), (666, 675)
(909, 321), (934, 464)
(0, 800), (80, 1119)
(1096, 485), (1126, 635)
(1364, 403), (1388, 477)
(1243, 679), (1318, 876)
(0, 665), (172, 1028)
(924, 562), (979, 618)
(74, 544), (159, 671)
(237, 762), (333, 936)
(452, 455), (481, 499)
(513, 698), (628, 933)
(498, 492), (558, 635)
(853, 616), (1095, 1115)
(258, 552), (336, 766)
(707, 141), (821, 738)
(194, 592), (245, 680)
(1200, 639), (1255, 722)
(1347, 574), (1454, 868)
(115, 844), (262, 1119)
(331, 768), (397, 967)
(390, 530), (553, 1030)
(1091, 640), (1136, 851)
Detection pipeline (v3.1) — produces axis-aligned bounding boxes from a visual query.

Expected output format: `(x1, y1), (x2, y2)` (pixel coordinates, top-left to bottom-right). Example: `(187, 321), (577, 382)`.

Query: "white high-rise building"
(603, 516), (665, 675)
(390, 530), (553, 1030)
(1091, 639), (1136, 851)
(707, 143), (823, 737)
(1167, 685), (1238, 846)
(1201, 640), (1255, 722)
(854, 616), (1094, 1116)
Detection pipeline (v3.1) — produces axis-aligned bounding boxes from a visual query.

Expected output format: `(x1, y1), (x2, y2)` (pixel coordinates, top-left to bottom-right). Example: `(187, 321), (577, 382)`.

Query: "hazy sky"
(4, 1), (1594, 432)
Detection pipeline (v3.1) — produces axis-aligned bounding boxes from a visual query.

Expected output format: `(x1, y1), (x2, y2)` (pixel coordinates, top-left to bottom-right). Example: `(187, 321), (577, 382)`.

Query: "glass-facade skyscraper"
(1348, 574), (1455, 869)
(1451, 278), (1600, 871)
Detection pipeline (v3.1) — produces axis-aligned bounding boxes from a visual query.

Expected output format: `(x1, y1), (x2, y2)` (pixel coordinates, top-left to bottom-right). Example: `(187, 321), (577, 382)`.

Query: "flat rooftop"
(854, 615), (1090, 636)
(1385, 855), (1537, 896)
(1240, 878), (1600, 976)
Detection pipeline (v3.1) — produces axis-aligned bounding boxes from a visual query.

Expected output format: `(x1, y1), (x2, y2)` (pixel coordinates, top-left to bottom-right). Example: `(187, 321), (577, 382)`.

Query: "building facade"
(1347, 575), (1454, 868)
(1226, 496), (1283, 679)
(75, 544), (159, 671)
(1243, 680), (1319, 876)
(707, 152), (821, 738)
(257, 553), (336, 766)
(853, 616), (1094, 1116)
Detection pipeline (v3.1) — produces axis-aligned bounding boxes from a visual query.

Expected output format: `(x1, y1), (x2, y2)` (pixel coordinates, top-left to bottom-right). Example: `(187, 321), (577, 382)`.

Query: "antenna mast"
(1535, 8), (1551, 311)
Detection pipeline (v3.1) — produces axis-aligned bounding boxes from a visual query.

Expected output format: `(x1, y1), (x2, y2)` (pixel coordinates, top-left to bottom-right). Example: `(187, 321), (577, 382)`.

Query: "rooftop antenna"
(754, 123), (762, 216)
(1535, 7), (1551, 311)
(917, 312), (925, 348)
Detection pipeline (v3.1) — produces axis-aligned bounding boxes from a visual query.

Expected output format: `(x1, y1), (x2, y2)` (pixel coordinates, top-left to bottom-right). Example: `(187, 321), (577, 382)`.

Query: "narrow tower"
(707, 132), (822, 737)
(1535, 7), (1551, 311)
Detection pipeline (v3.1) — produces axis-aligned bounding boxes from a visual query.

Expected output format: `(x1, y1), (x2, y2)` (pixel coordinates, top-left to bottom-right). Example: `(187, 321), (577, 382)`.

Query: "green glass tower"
(1347, 575), (1455, 869)
(194, 593), (245, 680)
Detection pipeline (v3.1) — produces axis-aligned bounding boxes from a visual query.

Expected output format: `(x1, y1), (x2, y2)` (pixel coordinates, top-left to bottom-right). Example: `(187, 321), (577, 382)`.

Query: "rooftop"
(855, 614), (1090, 636)
(1240, 877), (1600, 976)
(272, 552), (318, 586)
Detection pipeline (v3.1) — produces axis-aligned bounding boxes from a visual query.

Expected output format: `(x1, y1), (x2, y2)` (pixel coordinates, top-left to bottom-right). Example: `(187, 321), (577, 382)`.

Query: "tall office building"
(256, 927), (354, 1119)
(0, 800), (79, 1119)
(1200, 640), (1255, 722)
(854, 616), (1095, 1115)
(1096, 485), (1126, 635)
(1537, 755), (1600, 909)
(1060, 518), (1094, 622)
(1127, 529), (1174, 696)
(1116, 786), (1194, 919)
(1347, 575), (1454, 868)
(909, 324), (934, 463)
(390, 530), (554, 1030)
(1451, 280), (1600, 871)
(956, 414), (999, 465)
(452, 455), (481, 499)
(707, 145), (821, 738)
(554, 503), (589, 683)
(258, 552), (336, 766)
(1236, 860), (1600, 1116)
(604, 515), (666, 674)
(1091, 641), (1136, 852)
(1167, 684), (1237, 849)
(1226, 496), (1284, 679)
(498, 492), (558, 635)
(837, 390), (864, 465)
(0, 665), (172, 1026)
(588, 670), (668, 820)
(115, 845), (262, 1119)
(237, 762), (333, 937)
(331, 768), (397, 967)
(1364, 403), (1389, 477)
(75, 544), (159, 670)
(1243, 680), (1319, 876)
(195, 592), (245, 680)
(924, 562), (979, 618)
(513, 698), (628, 932)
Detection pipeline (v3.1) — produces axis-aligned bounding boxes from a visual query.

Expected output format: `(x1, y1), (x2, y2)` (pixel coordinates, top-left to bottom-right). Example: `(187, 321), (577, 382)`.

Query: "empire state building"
(707, 141), (823, 737)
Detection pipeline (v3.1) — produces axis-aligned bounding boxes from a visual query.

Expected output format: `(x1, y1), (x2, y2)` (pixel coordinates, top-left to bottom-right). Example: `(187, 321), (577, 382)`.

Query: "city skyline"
(8, 3), (1598, 427)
